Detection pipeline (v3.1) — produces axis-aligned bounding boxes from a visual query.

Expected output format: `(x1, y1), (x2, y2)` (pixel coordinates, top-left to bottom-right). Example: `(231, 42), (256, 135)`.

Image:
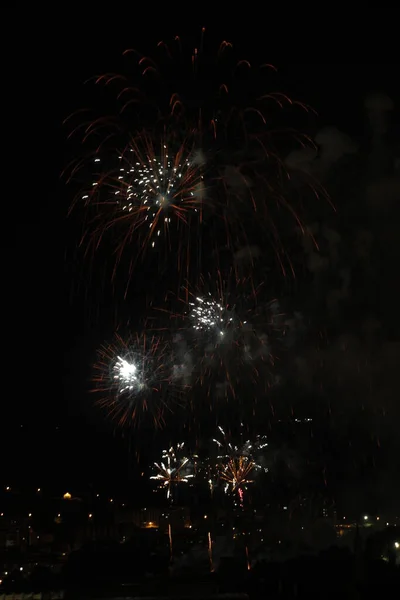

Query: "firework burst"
(189, 293), (233, 340)
(115, 30), (313, 148)
(92, 332), (184, 429)
(151, 443), (194, 500)
(149, 272), (287, 412)
(214, 424), (269, 467)
(74, 132), (207, 273)
(65, 30), (324, 287)
(214, 425), (268, 501)
(219, 456), (255, 494)
(181, 274), (284, 402)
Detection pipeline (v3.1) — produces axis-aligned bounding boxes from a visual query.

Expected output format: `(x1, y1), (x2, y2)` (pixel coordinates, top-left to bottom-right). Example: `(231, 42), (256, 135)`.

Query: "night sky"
(6, 23), (399, 512)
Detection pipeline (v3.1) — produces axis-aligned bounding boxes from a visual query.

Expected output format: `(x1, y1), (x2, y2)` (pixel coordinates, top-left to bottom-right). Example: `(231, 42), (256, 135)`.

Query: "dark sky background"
(5, 23), (399, 511)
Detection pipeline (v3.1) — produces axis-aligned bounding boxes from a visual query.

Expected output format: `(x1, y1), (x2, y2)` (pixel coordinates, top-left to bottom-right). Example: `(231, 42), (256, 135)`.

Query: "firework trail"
(208, 531), (214, 572)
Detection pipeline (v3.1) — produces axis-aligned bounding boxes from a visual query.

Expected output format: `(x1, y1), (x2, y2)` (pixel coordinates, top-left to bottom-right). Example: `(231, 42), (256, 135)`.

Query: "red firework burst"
(64, 30), (327, 287)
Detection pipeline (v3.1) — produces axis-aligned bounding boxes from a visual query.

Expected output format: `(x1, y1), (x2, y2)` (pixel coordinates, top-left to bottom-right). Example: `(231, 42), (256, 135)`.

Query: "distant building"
(115, 506), (191, 532)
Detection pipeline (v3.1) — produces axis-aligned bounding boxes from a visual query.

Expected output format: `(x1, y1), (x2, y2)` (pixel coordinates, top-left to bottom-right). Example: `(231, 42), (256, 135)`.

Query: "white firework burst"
(189, 293), (237, 338)
(151, 443), (194, 500)
(113, 355), (147, 394)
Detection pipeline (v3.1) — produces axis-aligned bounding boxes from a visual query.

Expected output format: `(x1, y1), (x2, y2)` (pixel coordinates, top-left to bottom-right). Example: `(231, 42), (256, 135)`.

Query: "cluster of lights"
(189, 294), (234, 336)
(0, 489), (109, 524)
(86, 145), (202, 249)
(214, 425), (268, 462)
(119, 149), (196, 243)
